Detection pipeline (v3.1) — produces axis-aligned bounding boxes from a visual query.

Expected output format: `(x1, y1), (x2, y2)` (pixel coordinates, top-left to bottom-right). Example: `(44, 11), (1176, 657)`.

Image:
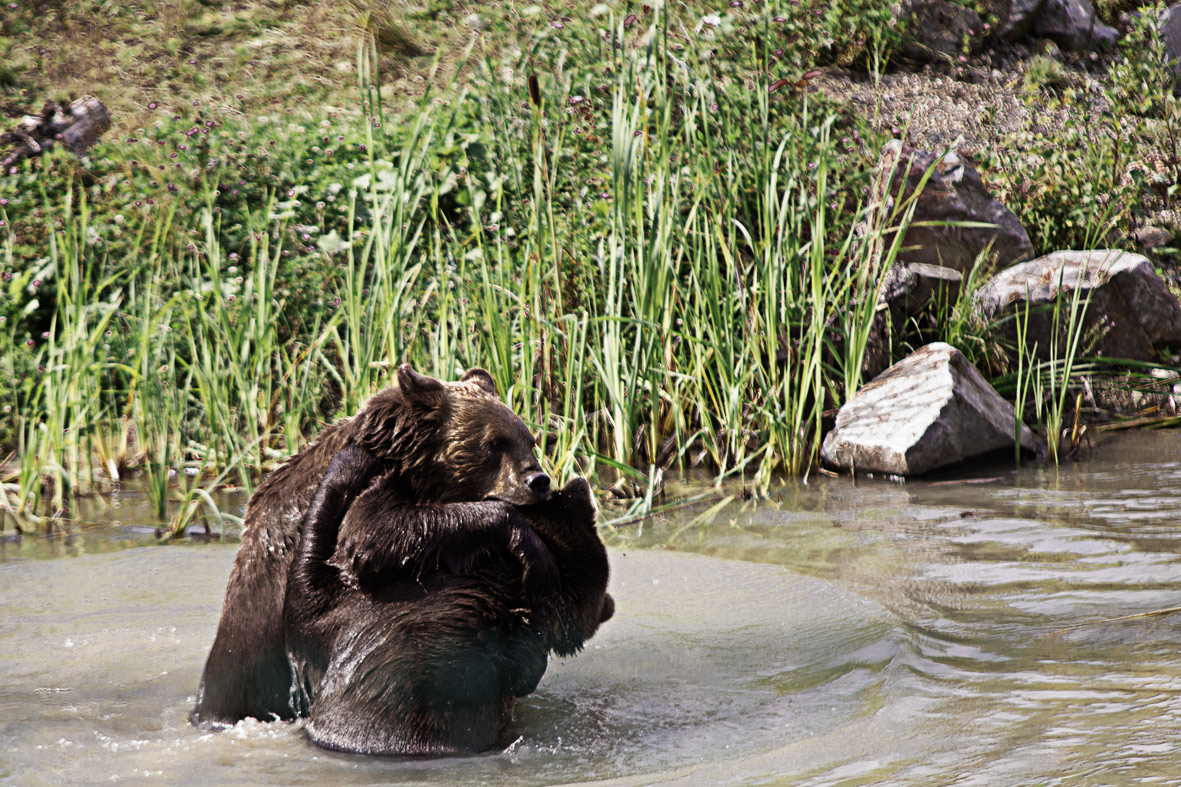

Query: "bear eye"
(487, 436), (509, 454)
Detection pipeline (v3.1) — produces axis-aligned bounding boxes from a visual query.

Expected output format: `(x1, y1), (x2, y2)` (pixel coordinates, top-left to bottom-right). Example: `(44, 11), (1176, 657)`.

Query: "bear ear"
(397, 364), (447, 408)
(460, 368), (499, 397)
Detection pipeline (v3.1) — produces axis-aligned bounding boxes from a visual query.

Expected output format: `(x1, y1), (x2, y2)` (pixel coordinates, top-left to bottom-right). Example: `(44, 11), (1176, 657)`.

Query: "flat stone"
(821, 343), (1043, 476)
(973, 250), (1181, 362)
(861, 263), (966, 379)
(881, 261), (965, 319)
(1132, 225), (1173, 251)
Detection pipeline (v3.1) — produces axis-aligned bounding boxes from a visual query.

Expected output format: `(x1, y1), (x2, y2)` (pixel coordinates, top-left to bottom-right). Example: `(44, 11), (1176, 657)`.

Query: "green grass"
(0, 6), (904, 528)
(1, 2), (1176, 531)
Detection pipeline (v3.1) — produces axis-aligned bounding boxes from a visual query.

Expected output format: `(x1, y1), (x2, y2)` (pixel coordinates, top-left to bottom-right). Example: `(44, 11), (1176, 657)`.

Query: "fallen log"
(1, 96), (110, 171)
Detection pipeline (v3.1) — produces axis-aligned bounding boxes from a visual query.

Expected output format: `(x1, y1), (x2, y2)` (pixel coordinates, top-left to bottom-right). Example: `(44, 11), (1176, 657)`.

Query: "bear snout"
(526, 472), (551, 499)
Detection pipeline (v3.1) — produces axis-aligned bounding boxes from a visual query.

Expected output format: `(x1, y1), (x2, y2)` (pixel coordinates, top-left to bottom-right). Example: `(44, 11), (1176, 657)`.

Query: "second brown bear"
(284, 440), (613, 754)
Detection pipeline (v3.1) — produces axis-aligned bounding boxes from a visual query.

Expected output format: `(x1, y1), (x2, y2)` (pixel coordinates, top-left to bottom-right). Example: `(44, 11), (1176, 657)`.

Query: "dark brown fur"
(190, 365), (558, 729)
(282, 442), (612, 755)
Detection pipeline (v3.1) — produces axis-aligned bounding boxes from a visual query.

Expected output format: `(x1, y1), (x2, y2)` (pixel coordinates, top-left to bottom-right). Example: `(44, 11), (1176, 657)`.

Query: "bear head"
(351, 364), (551, 506)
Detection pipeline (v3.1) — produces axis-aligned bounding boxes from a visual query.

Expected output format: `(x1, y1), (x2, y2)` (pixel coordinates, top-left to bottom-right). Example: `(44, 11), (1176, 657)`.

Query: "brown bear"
(282, 441), (613, 754)
(191, 365), (565, 729)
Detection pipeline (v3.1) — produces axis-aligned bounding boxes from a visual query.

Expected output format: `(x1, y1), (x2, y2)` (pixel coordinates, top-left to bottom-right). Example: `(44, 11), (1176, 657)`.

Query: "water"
(1, 429), (1179, 785)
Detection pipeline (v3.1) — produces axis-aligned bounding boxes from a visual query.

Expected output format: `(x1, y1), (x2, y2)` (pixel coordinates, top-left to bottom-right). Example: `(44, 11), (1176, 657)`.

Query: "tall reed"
(4, 10), (906, 529)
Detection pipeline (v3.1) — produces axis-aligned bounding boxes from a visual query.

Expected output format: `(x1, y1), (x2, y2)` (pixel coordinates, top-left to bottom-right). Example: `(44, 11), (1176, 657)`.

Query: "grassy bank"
(1, 2), (1178, 532)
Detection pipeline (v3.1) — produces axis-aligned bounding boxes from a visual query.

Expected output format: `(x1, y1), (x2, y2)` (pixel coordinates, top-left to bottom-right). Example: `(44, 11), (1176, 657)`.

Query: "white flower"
(696, 14), (722, 33)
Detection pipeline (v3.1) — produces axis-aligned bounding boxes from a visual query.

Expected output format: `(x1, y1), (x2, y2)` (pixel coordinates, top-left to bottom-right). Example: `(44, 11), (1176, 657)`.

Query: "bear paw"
(555, 477), (597, 522)
(599, 592), (615, 623)
(510, 523), (559, 598)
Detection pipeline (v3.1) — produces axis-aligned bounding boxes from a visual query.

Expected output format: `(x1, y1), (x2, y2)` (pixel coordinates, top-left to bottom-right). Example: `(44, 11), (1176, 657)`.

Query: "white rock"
(973, 250), (1181, 362)
(821, 343), (1043, 476)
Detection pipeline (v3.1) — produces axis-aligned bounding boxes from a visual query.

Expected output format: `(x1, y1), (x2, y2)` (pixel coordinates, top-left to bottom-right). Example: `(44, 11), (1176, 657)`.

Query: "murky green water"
(1, 430), (1179, 785)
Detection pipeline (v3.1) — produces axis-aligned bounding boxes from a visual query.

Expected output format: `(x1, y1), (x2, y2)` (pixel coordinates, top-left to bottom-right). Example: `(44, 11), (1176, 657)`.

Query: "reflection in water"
(0, 429), (1179, 784)
(622, 430), (1181, 785)
(0, 488), (251, 562)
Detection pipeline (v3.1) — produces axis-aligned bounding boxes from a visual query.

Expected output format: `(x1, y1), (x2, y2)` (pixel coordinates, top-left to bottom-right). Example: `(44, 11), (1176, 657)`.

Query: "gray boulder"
(867, 141), (1035, 276)
(821, 343), (1043, 476)
(1162, 4), (1181, 78)
(980, 0), (1014, 38)
(1002, 0), (1049, 40)
(902, 0), (985, 61)
(881, 261), (965, 319)
(974, 250), (1181, 362)
(1032, 0), (1118, 50)
(862, 263), (966, 379)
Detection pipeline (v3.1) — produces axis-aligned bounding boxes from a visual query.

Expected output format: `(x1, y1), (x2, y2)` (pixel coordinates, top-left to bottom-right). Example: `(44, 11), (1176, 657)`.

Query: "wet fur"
(283, 443), (613, 754)
(190, 366), (567, 729)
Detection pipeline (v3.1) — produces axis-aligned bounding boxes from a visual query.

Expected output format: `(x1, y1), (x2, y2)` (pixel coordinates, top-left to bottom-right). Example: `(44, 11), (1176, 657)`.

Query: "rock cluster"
(826, 141), (1181, 477)
(903, 0), (1119, 61)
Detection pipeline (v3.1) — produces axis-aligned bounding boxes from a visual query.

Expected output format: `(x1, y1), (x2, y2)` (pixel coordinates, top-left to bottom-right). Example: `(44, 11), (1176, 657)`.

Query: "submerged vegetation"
(0, 1), (1178, 531)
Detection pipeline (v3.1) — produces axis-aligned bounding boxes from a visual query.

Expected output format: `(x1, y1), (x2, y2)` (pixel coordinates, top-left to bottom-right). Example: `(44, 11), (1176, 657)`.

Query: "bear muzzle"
(525, 472), (551, 499)
(484, 469), (552, 505)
